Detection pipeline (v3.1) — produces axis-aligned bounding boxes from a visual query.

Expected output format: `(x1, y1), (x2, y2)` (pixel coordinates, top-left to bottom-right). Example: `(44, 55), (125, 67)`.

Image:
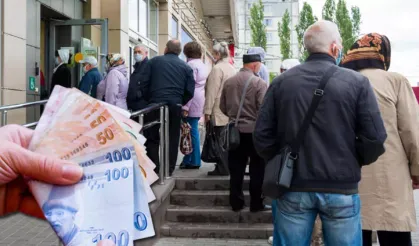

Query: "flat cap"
(243, 54), (261, 64)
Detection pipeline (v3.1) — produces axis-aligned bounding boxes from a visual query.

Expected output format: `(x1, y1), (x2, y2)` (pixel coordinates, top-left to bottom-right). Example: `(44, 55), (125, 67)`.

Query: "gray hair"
(303, 20), (342, 54)
(133, 45), (148, 53)
(213, 41), (230, 59)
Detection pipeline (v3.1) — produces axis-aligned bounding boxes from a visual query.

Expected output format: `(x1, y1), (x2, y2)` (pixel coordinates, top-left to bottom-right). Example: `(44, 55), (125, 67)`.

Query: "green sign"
(28, 76), (36, 91)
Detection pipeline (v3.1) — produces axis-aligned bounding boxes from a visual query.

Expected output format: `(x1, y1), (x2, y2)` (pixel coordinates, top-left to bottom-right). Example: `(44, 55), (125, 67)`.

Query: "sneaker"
(268, 236), (273, 245)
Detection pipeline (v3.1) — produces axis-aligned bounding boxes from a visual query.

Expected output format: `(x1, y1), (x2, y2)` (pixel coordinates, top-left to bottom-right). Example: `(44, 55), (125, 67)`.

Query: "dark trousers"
(143, 105), (181, 175)
(362, 230), (412, 246)
(212, 126), (229, 175)
(228, 132), (264, 210)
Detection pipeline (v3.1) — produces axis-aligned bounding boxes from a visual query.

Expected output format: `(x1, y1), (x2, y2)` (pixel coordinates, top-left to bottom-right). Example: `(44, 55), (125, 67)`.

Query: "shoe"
(179, 163), (200, 169)
(207, 170), (229, 176)
(250, 204), (272, 213)
(268, 236), (273, 245)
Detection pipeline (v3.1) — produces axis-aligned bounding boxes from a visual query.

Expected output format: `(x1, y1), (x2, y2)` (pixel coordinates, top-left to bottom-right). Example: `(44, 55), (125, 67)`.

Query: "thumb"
(0, 142), (83, 185)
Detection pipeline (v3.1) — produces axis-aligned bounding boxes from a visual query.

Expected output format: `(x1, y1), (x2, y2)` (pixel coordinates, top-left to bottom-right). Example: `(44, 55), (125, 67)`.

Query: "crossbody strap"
(290, 66), (338, 154)
(234, 75), (255, 127)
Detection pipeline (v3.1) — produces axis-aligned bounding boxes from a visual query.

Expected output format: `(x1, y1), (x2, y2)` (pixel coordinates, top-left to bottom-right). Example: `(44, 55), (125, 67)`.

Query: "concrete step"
(170, 190), (249, 206)
(161, 222), (273, 239)
(166, 205), (272, 223)
(175, 177), (250, 191)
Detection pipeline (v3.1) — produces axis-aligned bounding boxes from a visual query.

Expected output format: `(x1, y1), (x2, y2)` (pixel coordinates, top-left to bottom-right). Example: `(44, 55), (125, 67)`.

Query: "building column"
(100, 0), (129, 60)
(158, 1), (174, 54)
(0, 0), (27, 124)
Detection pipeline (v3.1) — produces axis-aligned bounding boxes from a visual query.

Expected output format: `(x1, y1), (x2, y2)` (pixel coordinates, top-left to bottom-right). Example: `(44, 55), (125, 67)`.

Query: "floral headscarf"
(341, 33), (391, 71)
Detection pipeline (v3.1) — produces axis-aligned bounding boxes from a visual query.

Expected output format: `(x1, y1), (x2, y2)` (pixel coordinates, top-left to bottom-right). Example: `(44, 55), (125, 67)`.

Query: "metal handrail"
(0, 100), (171, 184)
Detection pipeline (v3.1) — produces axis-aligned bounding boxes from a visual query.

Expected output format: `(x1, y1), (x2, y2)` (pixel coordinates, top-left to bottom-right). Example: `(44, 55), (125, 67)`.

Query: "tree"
(296, 2), (317, 61)
(351, 6), (361, 38)
(335, 0), (354, 53)
(249, 0), (267, 50)
(278, 9), (292, 60)
(322, 0), (336, 22)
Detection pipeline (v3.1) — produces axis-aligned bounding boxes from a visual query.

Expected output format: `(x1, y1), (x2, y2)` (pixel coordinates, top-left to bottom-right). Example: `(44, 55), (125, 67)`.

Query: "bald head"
(303, 20), (342, 56)
(165, 39), (182, 56)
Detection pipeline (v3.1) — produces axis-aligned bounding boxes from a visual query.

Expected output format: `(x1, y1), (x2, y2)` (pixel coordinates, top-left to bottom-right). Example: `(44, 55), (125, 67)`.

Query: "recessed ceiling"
(200, 0), (233, 42)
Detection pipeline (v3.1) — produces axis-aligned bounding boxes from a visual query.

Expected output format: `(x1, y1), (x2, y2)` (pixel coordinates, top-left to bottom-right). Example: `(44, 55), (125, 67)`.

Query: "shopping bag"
(201, 120), (222, 163)
(180, 121), (193, 155)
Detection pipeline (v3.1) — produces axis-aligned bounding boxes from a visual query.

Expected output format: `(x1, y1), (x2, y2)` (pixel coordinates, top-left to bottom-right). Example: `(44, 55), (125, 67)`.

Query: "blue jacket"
(78, 67), (102, 98)
(138, 53), (195, 106)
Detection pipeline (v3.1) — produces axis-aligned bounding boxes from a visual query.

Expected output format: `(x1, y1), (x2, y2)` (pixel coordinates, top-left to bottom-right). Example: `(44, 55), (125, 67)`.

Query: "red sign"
(413, 87), (419, 104)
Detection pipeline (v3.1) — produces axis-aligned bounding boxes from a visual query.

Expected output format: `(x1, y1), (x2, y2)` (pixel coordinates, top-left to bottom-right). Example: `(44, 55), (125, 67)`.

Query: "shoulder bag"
(224, 75), (255, 151)
(262, 66), (338, 199)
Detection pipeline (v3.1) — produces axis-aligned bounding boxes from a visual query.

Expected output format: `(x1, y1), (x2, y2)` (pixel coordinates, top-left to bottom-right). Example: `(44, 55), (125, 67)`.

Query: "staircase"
(161, 177), (273, 239)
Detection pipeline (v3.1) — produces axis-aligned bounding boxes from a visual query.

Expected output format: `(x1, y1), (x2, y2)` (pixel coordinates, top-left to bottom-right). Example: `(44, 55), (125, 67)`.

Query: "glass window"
(264, 19), (272, 27)
(267, 32), (273, 42)
(129, 0), (139, 32)
(180, 27), (193, 60)
(149, 1), (158, 43)
(149, 49), (158, 58)
(171, 17), (178, 38)
(264, 5), (272, 13)
(139, 0), (148, 37)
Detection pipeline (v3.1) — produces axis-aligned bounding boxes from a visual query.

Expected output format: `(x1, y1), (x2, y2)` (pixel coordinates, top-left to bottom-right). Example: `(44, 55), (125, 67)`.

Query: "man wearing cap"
(219, 54), (268, 212)
(42, 186), (86, 246)
(247, 47), (269, 84)
(78, 56), (103, 98)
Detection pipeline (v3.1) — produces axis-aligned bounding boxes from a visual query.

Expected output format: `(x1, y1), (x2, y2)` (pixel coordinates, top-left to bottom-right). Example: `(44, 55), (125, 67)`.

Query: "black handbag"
(224, 75), (255, 151)
(201, 118), (222, 163)
(262, 66), (338, 199)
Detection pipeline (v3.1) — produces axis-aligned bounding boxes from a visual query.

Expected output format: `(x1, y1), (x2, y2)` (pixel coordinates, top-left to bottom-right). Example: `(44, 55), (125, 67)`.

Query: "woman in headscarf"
(97, 53), (129, 110)
(341, 33), (419, 246)
(50, 49), (72, 93)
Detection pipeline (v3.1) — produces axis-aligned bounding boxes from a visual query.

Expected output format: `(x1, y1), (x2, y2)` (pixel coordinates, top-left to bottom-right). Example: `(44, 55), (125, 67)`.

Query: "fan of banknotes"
(27, 85), (157, 246)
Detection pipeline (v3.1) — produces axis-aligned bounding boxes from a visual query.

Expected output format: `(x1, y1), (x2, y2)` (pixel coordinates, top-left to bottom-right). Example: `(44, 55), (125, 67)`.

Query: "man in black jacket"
(127, 45), (149, 111)
(253, 20), (387, 246)
(139, 39), (195, 176)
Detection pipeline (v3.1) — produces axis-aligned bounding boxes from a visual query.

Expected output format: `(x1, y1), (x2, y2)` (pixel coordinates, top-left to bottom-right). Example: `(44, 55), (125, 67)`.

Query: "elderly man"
(139, 39), (195, 176)
(78, 56), (102, 98)
(127, 45), (149, 111)
(253, 20), (387, 245)
(220, 54), (268, 212)
(247, 47), (269, 84)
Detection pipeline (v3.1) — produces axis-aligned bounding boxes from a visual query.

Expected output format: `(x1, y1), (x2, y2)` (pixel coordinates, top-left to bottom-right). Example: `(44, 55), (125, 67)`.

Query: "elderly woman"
(203, 41), (236, 176)
(50, 49), (72, 93)
(341, 33), (419, 246)
(97, 53), (129, 110)
(179, 41), (209, 169)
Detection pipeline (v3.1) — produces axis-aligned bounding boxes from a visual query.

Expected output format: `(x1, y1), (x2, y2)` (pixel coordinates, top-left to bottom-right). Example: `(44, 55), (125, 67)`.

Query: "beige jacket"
(359, 69), (419, 232)
(204, 58), (236, 126)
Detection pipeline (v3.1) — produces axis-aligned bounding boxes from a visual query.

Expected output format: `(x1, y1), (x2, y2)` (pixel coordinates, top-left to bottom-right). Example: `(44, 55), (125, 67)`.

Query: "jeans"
(273, 192), (361, 246)
(182, 117), (201, 167)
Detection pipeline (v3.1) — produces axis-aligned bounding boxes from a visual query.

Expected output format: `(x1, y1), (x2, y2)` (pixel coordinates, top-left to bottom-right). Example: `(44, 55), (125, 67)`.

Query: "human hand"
(0, 125), (83, 218)
(412, 176), (419, 190)
(182, 110), (189, 118)
(205, 114), (211, 123)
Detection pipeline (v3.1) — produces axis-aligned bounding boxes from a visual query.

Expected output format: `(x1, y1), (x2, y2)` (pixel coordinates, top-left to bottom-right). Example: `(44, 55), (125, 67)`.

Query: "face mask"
(55, 57), (60, 65)
(335, 48), (343, 65)
(134, 54), (143, 62)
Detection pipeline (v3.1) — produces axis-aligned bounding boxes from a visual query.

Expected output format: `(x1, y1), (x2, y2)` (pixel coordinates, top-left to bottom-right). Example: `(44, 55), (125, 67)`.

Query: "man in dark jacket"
(253, 20), (387, 246)
(78, 56), (102, 98)
(139, 39), (195, 175)
(127, 45), (149, 111)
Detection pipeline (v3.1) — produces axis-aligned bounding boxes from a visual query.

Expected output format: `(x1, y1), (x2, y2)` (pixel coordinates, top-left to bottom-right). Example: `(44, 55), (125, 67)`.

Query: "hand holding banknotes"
(0, 124), (83, 218)
(0, 124), (116, 246)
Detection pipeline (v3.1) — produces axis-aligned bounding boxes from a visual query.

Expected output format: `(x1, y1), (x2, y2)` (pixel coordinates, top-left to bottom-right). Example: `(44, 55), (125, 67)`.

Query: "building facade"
(234, 0), (299, 75)
(0, 0), (237, 125)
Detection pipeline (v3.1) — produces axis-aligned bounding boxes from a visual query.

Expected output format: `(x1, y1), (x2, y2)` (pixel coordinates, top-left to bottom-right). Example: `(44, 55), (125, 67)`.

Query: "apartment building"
(234, 0), (299, 75)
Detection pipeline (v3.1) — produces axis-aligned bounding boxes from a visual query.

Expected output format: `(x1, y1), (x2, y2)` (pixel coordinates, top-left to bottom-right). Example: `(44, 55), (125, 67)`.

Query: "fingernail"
(61, 163), (83, 181)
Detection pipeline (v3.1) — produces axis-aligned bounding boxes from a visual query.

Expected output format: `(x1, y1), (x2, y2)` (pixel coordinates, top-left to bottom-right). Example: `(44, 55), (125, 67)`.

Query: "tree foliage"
(278, 9), (292, 60)
(351, 6), (361, 38)
(296, 2), (317, 61)
(322, 0), (336, 22)
(249, 0), (267, 50)
(336, 0), (355, 53)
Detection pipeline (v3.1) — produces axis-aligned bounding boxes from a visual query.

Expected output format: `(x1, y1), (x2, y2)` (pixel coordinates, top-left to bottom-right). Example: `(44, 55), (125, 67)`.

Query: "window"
(171, 17), (178, 39)
(139, 0), (148, 37)
(149, 1), (158, 42)
(265, 60), (273, 70)
(264, 19), (272, 27)
(267, 33), (273, 42)
(180, 27), (194, 60)
(247, 3), (252, 9)
(263, 5), (272, 13)
(129, 0), (139, 32)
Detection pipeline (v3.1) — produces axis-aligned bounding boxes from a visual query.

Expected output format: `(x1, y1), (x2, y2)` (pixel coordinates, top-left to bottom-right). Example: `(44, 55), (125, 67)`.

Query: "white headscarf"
(58, 49), (70, 64)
